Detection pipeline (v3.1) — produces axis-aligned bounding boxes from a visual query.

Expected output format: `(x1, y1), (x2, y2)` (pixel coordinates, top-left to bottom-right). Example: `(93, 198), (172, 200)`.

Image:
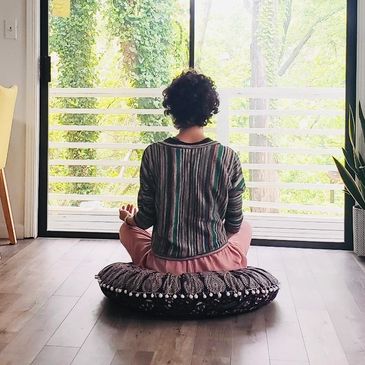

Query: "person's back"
(119, 70), (252, 274)
(135, 138), (245, 260)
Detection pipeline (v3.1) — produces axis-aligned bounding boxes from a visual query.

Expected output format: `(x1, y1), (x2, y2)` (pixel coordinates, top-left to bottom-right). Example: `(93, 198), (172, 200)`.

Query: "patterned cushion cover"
(95, 263), (279, 318)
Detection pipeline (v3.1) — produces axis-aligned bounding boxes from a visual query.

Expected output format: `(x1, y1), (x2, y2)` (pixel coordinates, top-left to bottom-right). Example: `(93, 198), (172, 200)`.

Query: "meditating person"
(119, 70), (252, 275)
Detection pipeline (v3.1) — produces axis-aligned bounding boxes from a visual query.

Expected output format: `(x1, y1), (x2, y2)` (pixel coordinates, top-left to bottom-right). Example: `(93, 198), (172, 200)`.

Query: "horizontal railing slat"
(49, 125), (178, 132)
(49, 124), (343, 137)
(49, 108), (343, 117)
(48, 193), (342, 213)
(48, 159), (337, 171)
(50, 108), (165, 115)
(48, 142), (342, 155)
(49, 87), (345, 99)
(230, 109), (343, 117)
(48, 176), (343, 190)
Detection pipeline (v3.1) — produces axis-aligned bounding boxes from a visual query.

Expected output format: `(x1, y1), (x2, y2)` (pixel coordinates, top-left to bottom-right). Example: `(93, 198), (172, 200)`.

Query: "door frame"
(37, 0), (358, 249)
(24, 0), (40, 238)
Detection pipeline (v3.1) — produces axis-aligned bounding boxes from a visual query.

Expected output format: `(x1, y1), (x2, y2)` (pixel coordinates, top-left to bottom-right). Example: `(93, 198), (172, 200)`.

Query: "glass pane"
(195, 0), (346, 241)
(47, 0), (189, 231)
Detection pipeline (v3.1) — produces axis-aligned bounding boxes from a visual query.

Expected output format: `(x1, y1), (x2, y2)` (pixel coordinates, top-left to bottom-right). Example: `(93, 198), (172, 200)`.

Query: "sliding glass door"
(40, 0), (356, 247)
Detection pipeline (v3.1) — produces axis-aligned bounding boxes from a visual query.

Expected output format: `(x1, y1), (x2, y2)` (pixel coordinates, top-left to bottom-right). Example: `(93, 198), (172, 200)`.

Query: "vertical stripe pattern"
(133, 139), (245, 260)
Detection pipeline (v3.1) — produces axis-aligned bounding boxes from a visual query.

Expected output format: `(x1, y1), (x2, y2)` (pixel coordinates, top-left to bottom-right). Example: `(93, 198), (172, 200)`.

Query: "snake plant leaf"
(349, 106), (356, 150)
(333, 157), (365, 209)
(359, 102), (365, 139)
(359, 154), (365, 167)
(341, 147), (355, 174)
(353, 151), (365, 182)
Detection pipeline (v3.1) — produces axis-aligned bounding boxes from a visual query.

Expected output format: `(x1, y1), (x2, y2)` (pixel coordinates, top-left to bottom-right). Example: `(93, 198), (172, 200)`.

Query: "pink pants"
(119, 221), (252, 275)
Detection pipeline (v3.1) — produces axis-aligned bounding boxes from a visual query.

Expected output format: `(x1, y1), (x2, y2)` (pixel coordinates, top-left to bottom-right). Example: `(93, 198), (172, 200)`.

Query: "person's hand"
(119, 204), (138, 221)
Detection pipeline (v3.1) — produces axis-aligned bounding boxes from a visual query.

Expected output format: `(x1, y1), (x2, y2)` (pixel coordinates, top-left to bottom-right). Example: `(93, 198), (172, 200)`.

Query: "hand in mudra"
(119, 204), (138, 221)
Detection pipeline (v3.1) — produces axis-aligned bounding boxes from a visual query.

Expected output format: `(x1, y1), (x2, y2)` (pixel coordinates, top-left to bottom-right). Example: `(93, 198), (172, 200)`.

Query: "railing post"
(216, 90), (230, 145)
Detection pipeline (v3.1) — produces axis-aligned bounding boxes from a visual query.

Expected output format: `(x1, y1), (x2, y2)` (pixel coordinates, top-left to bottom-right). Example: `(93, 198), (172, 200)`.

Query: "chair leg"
(0, 168), (17, 244)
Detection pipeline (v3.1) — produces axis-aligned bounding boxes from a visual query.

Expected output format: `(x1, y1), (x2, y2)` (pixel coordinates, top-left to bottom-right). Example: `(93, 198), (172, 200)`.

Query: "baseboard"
(0, 223), (25, 240)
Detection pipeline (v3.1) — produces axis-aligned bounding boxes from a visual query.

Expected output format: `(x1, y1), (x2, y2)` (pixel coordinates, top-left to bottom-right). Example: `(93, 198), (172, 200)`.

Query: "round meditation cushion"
(95, 263), (279, 318)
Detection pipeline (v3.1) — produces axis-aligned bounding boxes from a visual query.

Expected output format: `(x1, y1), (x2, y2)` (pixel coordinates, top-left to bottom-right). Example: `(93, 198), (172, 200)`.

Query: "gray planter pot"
(353, 206), (365, 256)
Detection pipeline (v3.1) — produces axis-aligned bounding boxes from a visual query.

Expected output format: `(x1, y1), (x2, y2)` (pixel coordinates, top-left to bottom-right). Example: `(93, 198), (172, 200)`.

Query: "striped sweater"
(133, 137), (245, 260)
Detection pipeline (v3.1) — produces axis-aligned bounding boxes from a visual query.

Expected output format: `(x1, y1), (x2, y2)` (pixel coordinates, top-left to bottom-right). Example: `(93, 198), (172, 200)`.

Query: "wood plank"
(110, 350), (154, 365)
(346, 351), (365, 365)
(150, 321), (197, 365)
(0, 239), (32, 265)
(0, 260), (81, 339)
(256, 247), (309, 363)
(326, 251), (365, 313)
(192, 317), (232, 359)
(54, 240), (119, 297)
(304, 250), (365, 363)
(191, 355), (231, 365)
(270, 361), (309, 365)
(70, 305), (133, 365)
(281, 248), (349, 365)
(280, 248), (327, 311)
(31, 345), (79, 365)
(296, 309), (349, 365)
(47, 283), (105, 347)
(231, 312), (270, 365)
(0, 239), (363, 365)
(0, 295), (78, 365)
(117, 317), (166, 353)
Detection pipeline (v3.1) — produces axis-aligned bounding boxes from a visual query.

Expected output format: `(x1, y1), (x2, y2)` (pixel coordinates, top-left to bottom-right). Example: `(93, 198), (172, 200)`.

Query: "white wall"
(0, 0), (26, 238)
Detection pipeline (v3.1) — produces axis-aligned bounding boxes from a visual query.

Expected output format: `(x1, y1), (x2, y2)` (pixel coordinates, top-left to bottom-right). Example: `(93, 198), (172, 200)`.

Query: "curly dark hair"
(162, 70), (219, 129)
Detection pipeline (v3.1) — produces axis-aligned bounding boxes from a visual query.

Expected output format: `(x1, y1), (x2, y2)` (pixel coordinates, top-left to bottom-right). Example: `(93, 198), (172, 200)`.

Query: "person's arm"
(133, 147), (156, 229)
(225, 152), (245, 234)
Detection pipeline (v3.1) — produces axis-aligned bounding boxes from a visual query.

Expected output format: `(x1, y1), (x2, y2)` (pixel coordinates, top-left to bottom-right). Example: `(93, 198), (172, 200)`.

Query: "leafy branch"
(278, 6), (344, 76)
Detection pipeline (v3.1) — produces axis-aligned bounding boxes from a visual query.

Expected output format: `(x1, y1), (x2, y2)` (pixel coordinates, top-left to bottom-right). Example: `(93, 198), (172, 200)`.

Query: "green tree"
(50, 0), (99, 199)
(247, 0), (344, 212)
(106, 0), (188, 144)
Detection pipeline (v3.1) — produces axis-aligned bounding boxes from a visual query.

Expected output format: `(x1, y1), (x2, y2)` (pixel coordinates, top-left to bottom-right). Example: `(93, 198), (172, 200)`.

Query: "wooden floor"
(0, 238), (364, 365)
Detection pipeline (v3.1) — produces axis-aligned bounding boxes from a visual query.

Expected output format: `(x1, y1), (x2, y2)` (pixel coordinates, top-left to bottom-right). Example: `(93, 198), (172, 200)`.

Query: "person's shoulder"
(215, 143), (240, 160)
(144, 142), (161, 153)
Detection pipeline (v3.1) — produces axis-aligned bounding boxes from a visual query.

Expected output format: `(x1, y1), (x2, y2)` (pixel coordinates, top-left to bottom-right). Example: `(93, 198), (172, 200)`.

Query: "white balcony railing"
(47, 87), (345, 242)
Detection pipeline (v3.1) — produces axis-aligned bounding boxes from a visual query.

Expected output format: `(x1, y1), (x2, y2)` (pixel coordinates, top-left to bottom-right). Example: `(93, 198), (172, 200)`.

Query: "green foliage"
(106, 0), (188, 144)
(48, 0), (348, 216)
(333, 104), (365, 209)
(50, 0), (99, 200)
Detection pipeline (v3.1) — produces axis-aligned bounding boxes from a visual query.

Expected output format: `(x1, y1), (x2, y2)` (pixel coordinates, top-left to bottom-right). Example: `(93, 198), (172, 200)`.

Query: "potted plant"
(333, 103), (365, 256)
